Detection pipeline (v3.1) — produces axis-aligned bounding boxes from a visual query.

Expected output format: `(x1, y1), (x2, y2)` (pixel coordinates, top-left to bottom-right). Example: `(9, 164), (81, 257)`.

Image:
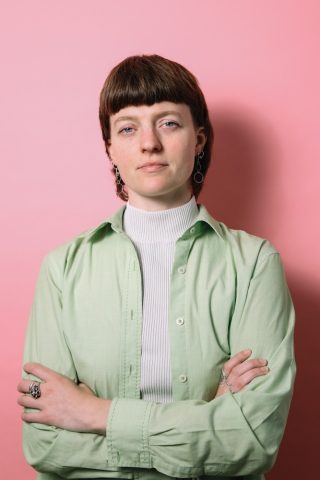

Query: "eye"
(119, 126), (134, 134)
(162, 121), (179, 128)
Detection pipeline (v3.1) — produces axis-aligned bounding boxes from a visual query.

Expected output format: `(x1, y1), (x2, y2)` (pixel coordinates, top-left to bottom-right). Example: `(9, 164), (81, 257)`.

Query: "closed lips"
(138, 163), (168, 169)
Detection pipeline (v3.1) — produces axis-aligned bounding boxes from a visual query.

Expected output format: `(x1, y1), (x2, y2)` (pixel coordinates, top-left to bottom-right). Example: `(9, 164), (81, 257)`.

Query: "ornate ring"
(29, 381), (41, 399)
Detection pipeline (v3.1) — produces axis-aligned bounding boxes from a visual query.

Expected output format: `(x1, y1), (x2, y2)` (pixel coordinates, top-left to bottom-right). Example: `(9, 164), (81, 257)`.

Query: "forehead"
(110, 101), (192, 123)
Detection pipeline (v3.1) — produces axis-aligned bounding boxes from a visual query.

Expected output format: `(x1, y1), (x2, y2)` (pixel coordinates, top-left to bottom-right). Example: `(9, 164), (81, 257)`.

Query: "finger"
(23, 362), (56, 382)
(17, 394), (43, 409)
(21, 410), (44, 424)
(78, 383), (95, 394)
(223, 349), (252, 376)
(232, 366), (269, 392)
(17, 379), (42, 394)
(241, 366), (270, 385)
(231, 358), (268, 377)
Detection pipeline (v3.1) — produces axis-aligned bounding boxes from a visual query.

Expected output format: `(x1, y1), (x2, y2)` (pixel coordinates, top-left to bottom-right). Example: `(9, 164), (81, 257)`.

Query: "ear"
(195, 126), (207, 154)
(106, 139), (114, 162)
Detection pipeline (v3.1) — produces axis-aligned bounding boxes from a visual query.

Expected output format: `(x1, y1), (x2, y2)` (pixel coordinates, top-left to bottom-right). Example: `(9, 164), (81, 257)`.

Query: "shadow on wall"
(269, 277), (320, 479)
(201, 106), (280, 235)
(200, 107), (320, 479)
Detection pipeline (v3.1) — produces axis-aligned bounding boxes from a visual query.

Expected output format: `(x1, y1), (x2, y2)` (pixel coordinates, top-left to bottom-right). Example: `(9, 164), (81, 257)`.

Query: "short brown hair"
(99, 54), (214, 200)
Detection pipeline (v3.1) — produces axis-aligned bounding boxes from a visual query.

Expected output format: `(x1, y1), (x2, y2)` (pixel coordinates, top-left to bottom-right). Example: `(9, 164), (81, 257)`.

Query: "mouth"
(138, 162), (168, 172)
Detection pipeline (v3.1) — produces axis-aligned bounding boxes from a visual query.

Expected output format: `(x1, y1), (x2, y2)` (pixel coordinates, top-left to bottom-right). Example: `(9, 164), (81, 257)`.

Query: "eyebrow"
(113, 110), (183, 125)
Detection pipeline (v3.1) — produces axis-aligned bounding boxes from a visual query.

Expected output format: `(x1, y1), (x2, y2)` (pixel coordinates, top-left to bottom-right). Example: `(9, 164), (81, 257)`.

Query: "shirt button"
(178, 265), (186, 274)
(179, 374), (188, 383)
(176, 317), (184, 326)
(190, 227), (196, 234)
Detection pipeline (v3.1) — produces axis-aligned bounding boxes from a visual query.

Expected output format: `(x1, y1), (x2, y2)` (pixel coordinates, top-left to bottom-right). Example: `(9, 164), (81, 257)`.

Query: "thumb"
(78, 383), (95, 395)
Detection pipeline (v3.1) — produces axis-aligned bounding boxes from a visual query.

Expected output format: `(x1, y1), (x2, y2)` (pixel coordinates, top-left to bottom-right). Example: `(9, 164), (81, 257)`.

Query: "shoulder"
(220, 222), (278, 257)
(197, 204), (280, 268)
(41, 205), (126, 278)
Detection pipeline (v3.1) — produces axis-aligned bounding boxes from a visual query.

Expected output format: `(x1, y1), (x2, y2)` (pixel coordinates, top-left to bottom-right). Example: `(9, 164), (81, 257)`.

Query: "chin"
(134, 184), (173, 197)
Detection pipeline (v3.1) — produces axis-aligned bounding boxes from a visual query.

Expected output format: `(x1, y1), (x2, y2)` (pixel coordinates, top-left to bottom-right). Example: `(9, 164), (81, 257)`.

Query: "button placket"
(169, 239), (193, 401)
(120, 239), (143, 399)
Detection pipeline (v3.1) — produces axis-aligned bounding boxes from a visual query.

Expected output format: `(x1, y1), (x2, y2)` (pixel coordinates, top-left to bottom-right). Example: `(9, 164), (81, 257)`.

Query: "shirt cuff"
(106, 398), (153, 468)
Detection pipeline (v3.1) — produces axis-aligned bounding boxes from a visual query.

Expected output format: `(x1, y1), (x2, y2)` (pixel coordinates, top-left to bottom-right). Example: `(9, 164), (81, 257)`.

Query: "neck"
(124, 195), (199, 242)
(127, 189), (193, 212)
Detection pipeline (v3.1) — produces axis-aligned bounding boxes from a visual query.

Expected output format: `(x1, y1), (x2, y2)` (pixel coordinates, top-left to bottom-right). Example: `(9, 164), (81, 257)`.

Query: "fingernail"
(243, 349), (252, 354)
(262, 367), (269, 373)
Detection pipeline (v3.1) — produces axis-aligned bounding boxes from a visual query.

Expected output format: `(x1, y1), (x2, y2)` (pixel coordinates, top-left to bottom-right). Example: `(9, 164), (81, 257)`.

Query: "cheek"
(109, 144), (130, 165)
(171, 136), (195, 163)
(119, 138), (137, 156)
(181, 145), (196, 173)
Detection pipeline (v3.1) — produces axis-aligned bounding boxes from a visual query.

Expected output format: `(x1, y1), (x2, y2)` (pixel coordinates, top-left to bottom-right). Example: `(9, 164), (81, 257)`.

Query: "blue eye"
(119, 127), (134, 134)
(163, 121), (178, 128)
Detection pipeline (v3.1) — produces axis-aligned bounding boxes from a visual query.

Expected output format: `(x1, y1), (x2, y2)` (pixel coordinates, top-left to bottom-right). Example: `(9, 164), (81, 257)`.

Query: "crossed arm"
(17, 350), (269, 435)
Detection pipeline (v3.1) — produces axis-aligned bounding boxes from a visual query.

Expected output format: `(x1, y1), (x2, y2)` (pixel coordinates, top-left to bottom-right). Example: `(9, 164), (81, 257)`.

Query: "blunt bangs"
(101, 55), (206, 126)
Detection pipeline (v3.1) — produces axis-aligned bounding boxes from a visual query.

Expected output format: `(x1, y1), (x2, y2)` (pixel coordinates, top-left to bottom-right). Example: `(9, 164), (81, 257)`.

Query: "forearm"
(23, 423), (112, 478)
(105, 252), (296, 477)
(106, 355), (295, 477)
(21, 376), (113, 477)
(22, 255), (113, 476)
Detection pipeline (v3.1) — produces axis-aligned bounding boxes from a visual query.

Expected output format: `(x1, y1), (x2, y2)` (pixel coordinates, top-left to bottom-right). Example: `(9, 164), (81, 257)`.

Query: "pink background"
(1, 1), (319, 478)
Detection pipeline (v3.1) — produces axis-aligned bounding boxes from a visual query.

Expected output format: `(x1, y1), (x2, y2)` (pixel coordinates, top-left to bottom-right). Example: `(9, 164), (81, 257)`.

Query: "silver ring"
(226, 381), (235, 394)
(29, 381), (41, 399)
(219, 368), (228, 384)
(219, 369), (236, 394)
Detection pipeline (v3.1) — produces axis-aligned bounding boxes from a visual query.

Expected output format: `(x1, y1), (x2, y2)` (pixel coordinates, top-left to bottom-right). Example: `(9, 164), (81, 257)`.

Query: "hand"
(214, 349), (269, 398)
(17, 363), (111, 435)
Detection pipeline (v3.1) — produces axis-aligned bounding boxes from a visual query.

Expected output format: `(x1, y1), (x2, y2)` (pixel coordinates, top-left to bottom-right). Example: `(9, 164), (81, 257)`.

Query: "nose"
(140, 127), (162, 153)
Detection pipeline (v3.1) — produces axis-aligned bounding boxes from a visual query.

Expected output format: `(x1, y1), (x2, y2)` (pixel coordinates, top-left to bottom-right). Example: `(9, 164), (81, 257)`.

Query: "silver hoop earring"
(193, 151), (204, 184)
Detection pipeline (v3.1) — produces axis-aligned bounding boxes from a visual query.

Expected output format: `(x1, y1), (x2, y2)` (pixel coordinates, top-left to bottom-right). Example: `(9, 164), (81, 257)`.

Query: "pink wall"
(1, 1), (319, 478)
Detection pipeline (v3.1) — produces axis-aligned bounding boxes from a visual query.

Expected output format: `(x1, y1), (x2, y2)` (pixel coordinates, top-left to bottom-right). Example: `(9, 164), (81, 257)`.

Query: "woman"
(18, 55), (296, 480)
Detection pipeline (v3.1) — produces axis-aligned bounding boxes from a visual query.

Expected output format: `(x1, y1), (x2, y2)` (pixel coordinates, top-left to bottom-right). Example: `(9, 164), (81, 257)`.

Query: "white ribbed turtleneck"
(123, 196), (199, 403)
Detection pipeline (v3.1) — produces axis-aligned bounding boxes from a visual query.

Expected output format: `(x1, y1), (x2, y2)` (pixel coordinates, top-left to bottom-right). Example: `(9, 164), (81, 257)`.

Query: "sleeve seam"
(107, 398), (119, 464)
(142, 402), (153, 466)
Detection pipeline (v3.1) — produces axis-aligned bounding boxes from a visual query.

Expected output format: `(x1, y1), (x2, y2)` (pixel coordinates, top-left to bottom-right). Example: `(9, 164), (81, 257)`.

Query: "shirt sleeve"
(106, 252), (296, 478)
(22, 254), (117, 478)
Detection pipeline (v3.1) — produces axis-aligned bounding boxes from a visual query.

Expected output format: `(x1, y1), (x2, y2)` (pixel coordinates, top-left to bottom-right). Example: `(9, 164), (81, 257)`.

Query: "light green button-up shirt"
(23, 203), (296, 480)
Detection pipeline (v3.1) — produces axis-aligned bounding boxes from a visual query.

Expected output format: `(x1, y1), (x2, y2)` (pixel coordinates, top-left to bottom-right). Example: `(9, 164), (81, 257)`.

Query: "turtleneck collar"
(123, 196), (199, 243)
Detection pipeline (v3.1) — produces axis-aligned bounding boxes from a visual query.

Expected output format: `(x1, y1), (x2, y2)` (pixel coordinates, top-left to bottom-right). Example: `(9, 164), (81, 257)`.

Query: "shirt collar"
(195, 204), (224, 239)
(86, 203), (224, 241)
